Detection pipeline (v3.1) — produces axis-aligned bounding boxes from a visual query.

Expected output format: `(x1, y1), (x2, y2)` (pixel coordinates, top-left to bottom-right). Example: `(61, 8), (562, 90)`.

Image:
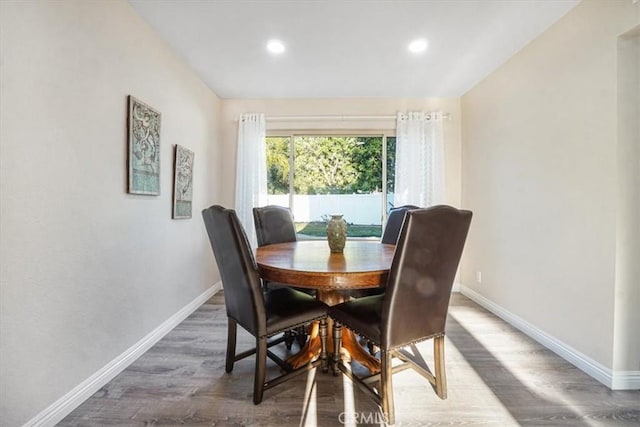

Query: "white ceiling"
(129, 0), (580, 99)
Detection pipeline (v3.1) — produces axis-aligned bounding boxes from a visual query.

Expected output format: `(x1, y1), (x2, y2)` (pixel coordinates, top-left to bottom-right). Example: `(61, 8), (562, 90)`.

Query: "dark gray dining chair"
(253, 205), (298, 247)
(253, 205), (313, 349)
(350, 205), (420, 301)
(202, 205), (329, 404)
(329, 205), (472, 424)
(381, 204), (420, 244)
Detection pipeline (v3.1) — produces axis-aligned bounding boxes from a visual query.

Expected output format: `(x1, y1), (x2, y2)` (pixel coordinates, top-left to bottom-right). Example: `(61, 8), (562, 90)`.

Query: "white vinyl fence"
(267, 193), (394, 225)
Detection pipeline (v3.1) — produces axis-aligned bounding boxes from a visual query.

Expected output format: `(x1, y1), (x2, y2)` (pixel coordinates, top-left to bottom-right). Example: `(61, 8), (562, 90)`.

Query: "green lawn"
(296, 222), (381, 238)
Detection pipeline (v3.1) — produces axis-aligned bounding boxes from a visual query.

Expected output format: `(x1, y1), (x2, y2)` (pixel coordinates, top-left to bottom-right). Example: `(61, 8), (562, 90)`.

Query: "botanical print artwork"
(128, 96), (161, 195)
(173, 145), (194, 219)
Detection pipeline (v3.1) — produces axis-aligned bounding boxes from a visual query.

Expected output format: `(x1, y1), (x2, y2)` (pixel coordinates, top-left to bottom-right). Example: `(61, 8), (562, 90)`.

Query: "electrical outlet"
(476, 271), (482, 284)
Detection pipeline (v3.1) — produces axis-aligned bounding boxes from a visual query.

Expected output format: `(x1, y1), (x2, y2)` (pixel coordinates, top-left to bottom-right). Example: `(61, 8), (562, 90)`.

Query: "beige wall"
(220, 98), (462, 210)
(461, 0), (639, 374)
(614, 28), (640, 374)
(0, 1), (222, 425)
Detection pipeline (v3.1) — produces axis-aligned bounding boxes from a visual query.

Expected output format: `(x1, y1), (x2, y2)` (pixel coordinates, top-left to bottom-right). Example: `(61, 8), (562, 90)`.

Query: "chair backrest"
(381, 205), (420, 244)
(253, 205), (298, 247)
(202, 205), (266, 336)
(381, 205), (472, 349)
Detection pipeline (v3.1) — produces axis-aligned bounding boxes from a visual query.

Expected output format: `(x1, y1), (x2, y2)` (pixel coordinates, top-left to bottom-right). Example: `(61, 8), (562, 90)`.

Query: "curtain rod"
(265, 113), (451, 121)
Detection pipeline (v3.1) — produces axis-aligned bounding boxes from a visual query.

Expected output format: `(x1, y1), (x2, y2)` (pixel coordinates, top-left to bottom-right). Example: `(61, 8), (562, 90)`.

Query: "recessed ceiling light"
(267, 39), (285, 55)
(408, 38), (428, 54)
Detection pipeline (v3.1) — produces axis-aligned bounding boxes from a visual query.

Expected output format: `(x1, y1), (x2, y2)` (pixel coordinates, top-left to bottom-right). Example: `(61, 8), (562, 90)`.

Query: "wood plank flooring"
(59, 293), (640, 426)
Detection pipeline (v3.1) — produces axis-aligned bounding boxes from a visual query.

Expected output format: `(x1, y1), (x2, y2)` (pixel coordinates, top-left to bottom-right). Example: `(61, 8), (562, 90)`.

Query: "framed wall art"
(172, 145), (194, 219)
(128, 95), (161, 195)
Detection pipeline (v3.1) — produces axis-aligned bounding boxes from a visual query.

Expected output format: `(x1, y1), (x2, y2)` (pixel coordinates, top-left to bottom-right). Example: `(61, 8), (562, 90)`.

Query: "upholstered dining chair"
(380, 204), (420, 244)
(329, 205), (472, 424)
(202, 205), (329, 404)
(253, 205), (298, 247)
(350, 205), (419, 301)
(253, 205), (313, 349)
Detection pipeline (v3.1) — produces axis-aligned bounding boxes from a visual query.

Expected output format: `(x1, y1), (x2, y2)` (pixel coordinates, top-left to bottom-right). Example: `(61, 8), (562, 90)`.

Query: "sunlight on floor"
(418, 335), (518, 425)
(341, 371), (356, 427)
(300, 369), (318, 427)
(448, 308), (602, 427)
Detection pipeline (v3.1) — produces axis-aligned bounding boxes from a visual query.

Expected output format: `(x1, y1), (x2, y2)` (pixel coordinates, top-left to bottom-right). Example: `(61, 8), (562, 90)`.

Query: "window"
(266, 133), (396, 239)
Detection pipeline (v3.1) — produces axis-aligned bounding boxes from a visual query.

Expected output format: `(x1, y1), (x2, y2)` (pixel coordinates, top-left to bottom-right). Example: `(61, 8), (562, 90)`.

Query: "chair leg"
(253, 336), (267, 404)
(380, 349), (395, 425)
(367, 341), (377, 355)
(332, 321), (342, 376)
(284, 330), (295, 350)
(434, 335), (447, 399)
(319, 318), (329, 373)
(225, 318), (237, 373)
(296, 325), (308, 347)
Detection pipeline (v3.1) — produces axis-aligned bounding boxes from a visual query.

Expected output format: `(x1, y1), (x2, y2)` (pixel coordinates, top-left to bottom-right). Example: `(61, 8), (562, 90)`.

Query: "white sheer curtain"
(394, 111), (445, 207)
(235, 113), (267, 247)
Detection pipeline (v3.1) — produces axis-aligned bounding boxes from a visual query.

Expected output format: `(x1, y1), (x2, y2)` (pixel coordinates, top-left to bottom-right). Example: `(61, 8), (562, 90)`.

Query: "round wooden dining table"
(255, 240), (395, 373)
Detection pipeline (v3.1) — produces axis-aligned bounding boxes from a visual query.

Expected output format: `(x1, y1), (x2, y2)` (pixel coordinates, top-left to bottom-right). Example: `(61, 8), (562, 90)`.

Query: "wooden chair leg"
(380, 349), (395, 425)
(434, 335), (447, 399)
(253, 337), (267, 404)
(319, 318), (328, 373)
(225, 318), (237, 373)
(332, 321), (342, 376)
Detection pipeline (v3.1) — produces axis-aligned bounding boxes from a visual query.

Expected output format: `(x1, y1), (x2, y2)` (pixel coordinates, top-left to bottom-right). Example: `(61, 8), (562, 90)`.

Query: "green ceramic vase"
(327, 214), (347, 253)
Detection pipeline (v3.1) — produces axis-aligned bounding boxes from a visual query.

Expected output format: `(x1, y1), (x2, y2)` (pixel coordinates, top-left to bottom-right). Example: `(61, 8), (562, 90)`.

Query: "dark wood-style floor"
(60, 293), (639, 426)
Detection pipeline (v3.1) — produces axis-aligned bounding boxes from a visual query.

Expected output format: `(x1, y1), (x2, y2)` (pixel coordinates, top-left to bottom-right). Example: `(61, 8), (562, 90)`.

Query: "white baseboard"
(452, 281), (461, 292)
(459, 285), (640, 391)
(24, 282), (222, 427)
(611, 370), (640, 390)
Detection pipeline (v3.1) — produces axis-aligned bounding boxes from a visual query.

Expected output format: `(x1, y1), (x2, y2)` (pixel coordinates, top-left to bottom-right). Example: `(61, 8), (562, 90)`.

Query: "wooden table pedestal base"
(285, 290), (380, 374)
